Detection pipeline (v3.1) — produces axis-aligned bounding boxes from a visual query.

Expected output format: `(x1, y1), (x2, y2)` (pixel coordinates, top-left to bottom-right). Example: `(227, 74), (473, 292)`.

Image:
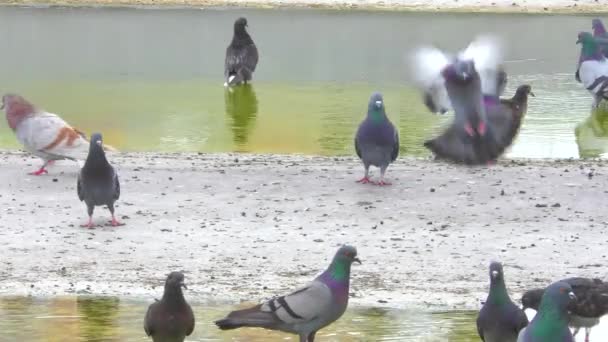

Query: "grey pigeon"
(476, 262), (528, 342)
(354, 93), (399, 186)
(522, 277), (608, 342)
(77, 133), (121, 228)
(215, 245), (361, 342)
(576, 32), (608, 108)
(224, 17), (259, 87)
(144, 272), (195, 342)
(517, 281), (576, 342)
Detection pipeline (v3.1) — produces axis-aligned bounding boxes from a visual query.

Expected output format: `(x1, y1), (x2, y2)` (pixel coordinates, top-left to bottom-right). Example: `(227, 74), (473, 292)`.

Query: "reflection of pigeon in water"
(354, 93), (399, 185)
(215, 245), (361, 342)
(224, 17), (259, 87)
(517, 281), (577, 342)
(522, 277), (608, 342)
(576, 32), (608, 108)
(477, 262), (528, 342)
(224, 84), (258, 149)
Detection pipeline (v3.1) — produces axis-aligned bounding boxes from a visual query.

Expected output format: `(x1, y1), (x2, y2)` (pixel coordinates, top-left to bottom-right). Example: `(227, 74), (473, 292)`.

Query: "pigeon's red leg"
(375, 180), (392, 186)
(80, 217), (94, 228)
(29, 167), (48, 176)
(585, 328), (590, 342)
(464, 123), (475, 137)
(477, 121), (487, 136)
(356, 177), (371, 184)
(110, 215), (122, 227)
(374, 167), (392, 186)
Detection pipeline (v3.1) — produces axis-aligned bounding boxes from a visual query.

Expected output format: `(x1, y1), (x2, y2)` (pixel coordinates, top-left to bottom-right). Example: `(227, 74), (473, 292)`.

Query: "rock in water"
(354, 93), (399, 185)
(476, 261), (528, 342)
(576, 32), (608, 108)
(522, 277), (608, 342)
(2, 93), (91, 175)
(215, 245), (361, 342)
(77, 133), (121, 228)
(224, 17), (259, 87)
(144, 272), (195, 342)
(517, 281), (576, 342)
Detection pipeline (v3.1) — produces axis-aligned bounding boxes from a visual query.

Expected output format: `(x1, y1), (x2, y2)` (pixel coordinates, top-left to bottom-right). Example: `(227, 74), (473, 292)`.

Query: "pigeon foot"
(464, 123), (475, 137)
(477, 121), (486, 136)
(29, 168), (48, 176)
(374, 180), (392, 186)
(110, 217), (123, 227)
(356, 177), (372, 184)
(80, 219), (95, 229)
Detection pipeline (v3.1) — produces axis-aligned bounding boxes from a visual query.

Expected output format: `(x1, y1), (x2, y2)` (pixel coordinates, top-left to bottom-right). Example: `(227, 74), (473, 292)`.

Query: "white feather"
(228, 75), (236, 83)
(409, 46), (452, 114)
(579, 58), (608, 95)
(459, 35), (505, 95)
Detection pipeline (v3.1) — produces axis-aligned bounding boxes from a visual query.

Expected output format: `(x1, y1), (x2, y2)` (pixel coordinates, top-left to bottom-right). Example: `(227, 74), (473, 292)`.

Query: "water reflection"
(224, 84), (259, 151)
(575, 105), (608, 158)
(77, 296), (120, 341)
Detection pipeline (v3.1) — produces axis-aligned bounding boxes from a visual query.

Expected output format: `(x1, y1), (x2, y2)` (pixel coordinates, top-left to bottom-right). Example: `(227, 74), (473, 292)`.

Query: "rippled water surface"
(0, 7), (607, 158)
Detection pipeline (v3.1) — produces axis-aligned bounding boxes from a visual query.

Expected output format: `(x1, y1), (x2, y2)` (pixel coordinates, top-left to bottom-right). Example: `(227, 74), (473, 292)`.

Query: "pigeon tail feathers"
(215, 304), (279, 330)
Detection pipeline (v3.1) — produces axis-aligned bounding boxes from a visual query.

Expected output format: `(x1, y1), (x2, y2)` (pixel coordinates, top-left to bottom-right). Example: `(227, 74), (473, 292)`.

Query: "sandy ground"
(0, 0), (607, 13)
(0, 150), (606, 311)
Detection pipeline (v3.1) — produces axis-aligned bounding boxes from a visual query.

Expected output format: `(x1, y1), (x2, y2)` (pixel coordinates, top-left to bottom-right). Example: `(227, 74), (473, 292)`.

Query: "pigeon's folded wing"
(260, 281), (332, 325)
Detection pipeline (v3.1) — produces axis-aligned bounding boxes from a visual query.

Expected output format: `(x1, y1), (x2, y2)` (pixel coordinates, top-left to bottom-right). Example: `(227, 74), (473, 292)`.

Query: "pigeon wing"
(261, 280), (332, 325)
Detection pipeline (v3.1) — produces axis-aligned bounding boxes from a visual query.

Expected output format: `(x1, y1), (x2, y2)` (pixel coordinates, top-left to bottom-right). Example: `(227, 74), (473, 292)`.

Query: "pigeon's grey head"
(90, 133), (103, 147)
(1, 93), (36, 130)
(442, 59), (477, 84)
(521, 288), (544, 310)
(577, 31), (594, 45)
(592, 19), (606, 34)
(368, 92), (384, 111)
(334, 245), (362, 265)
(516, 84), (534, 98)
(540, 281), (577, 312)
(165, 271), (187, 290)
(488, 261), (504, 282)
(234, 17), (248, 31)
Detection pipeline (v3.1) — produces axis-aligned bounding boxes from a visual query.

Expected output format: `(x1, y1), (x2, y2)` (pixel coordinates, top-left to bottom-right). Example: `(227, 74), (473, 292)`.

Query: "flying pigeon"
(144, 271), (195, 342)
(354, 92), (399, 185)
(215, 245), (361, 342)
(522, 277), (608, 342)
(2, 93), (92, 175)
(411, 35), (507, 116)
(477, 261), (528, 342)
(576, 32), (608, 108)
(517, 281), (577, 342)
(77, 133), (121, 228)
(224, 17), (259, 87)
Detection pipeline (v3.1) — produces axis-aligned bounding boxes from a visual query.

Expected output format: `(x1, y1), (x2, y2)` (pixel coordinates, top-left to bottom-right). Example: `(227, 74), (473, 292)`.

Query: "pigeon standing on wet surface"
(144, 272), (195, 342)
(1, 93), (90, 175)
(476, 262), (528, 342)
(576, 32), (608, 108)
(215, 245), (361, 342)
(77, 133), (121, 228)
(354, 93), (399, 185)
(517, 281), (577, 342)
(522, 277), (608, 342)
(224, 17), (259, 87)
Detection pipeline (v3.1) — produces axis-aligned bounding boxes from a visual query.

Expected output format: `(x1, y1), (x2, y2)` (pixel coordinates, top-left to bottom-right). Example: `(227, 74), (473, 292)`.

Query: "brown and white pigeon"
(2, 93), (93, 175)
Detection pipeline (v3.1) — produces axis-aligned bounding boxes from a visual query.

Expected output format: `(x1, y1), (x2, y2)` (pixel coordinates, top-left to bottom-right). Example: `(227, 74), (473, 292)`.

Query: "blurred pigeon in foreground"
(224, 17), (259, 87)
(2, 94), (96, 175)
(411, 35), (507, 115)
(215, 245), (361, 342)
(354, 93), (399, 185)
(522, 277), (608, 342)
(77, 133), (121, 228)
(517, 281), (576, 342)
(144, 272), (195, 342)
(477, 261), (528, 342)
(576, 32), (608, 108)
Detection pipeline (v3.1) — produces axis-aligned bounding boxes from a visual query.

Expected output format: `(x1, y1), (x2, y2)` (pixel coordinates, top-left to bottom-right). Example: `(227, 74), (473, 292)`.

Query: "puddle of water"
(0, 7), (603, 158)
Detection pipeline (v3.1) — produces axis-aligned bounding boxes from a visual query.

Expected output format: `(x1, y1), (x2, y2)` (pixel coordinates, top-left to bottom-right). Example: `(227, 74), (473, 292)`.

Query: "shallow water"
(0, 7), (606, 158)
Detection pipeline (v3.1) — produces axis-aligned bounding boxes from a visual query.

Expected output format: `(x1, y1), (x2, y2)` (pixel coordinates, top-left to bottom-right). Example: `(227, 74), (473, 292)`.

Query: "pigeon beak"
(491, 270), (499, 279)
(95, 140), (103, 146)
(353, 257), (362, 264)
(374, 100), (382, 108)
(529, 91), (535, 97)
(180, 281), (188, 290)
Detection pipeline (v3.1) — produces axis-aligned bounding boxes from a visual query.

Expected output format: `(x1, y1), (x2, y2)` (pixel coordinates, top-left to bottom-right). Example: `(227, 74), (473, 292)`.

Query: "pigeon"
(522, 277), (608, 342)
(592, 19), (608, 58)
(215, 245), (361, 342)
(354, 93), (399, 185)
(517, 281), (577, 342)
(224, 17), (259, 87)
(411, 35), (507, 116)
(144, 271), (195, 342)
(2, 93), (91, 175)
(477, 261), (528, 342)
(77, 133), (121, 228)
(576, 32), (608, 108)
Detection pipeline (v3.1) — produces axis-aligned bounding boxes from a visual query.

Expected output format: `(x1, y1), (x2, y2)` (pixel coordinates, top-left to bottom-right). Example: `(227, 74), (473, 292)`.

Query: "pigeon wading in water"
(2, 93), (97, 175)
(576, 32), (608, 108)
(77, 133), (121, 228)
(144, 272), (195, 342)
(517, 281), (577, 342)
(476, 262), (528, 342)
(354, 93), (399, 185)
(522, 277), (608, 342)
(224, 17), (259, 87)
(215, 245), (361, 342)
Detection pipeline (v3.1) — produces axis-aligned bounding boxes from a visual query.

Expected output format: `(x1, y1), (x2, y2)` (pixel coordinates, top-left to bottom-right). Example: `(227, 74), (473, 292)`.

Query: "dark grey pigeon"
(477, 261), (528, 342)
(224, 17), (258, 87)
(354, 93), (399, 186)
(144, 272), (195, 342)
(517, 281), (576, 342)
(215, 245), (361, 342)
(77, 133), (121, 228)
(522, 277), (608, 342)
